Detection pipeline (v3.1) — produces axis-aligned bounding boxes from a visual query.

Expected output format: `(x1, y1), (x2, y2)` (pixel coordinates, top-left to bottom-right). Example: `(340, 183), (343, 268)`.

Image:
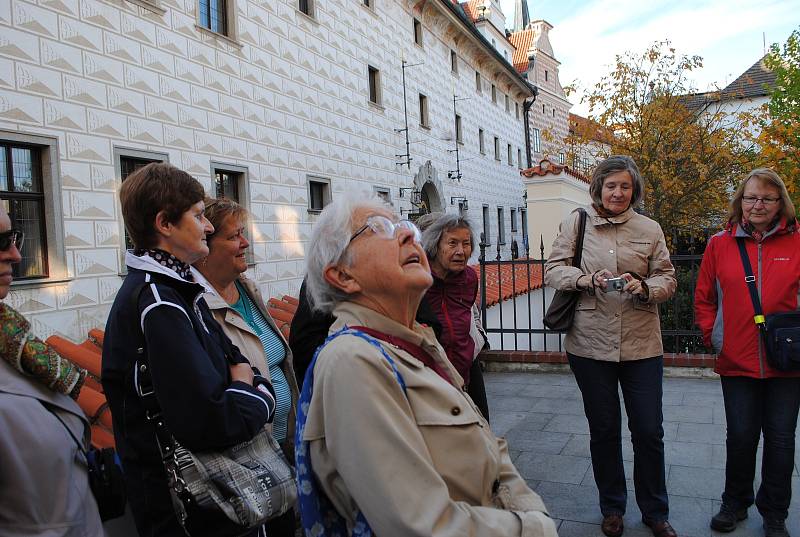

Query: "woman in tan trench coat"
(545, 156), (677, 537)
(295, 193), (557, 537)
(194, 197), (300, 537)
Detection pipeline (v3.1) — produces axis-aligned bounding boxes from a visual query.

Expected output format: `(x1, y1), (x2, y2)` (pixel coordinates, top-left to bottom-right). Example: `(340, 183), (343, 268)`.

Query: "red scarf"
(350, 326), (455, 386)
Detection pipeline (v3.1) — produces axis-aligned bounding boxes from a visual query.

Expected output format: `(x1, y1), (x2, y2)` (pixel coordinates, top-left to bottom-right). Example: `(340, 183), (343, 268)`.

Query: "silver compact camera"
(605, 277), (626, 291)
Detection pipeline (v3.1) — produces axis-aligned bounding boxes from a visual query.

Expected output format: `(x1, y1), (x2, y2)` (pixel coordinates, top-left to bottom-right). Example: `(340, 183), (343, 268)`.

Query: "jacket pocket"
(576, 296), (596, 311)
(633, 300), (656, 313)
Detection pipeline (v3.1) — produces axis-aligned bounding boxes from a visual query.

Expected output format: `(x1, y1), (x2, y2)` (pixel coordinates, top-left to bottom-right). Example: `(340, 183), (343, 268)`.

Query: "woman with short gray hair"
(545, 155), (677, 537)
(295, 194), (557, 537)
(420, 213), (490, 420)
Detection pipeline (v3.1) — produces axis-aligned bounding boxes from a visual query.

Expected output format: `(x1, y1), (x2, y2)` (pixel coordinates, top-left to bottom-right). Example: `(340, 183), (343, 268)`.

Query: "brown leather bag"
(543, 208), (587, 331)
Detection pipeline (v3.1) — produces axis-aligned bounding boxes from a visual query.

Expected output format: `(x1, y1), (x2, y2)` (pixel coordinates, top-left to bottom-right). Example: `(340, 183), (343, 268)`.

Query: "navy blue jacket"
(102, 253), (275, 537)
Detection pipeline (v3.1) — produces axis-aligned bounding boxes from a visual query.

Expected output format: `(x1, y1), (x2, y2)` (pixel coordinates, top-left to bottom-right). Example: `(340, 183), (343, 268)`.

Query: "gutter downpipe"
(523, 86), (538, 169)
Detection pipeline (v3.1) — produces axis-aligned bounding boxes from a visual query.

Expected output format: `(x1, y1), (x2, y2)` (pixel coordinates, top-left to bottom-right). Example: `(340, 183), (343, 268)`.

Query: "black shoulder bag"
(735, 237), (800, 371)
(41, 402), (128, 521)
(544, 208), (588, 331)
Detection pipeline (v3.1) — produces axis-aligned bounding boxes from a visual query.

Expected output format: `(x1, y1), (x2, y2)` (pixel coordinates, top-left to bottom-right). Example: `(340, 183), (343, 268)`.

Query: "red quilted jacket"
(694, 219), (800, 378)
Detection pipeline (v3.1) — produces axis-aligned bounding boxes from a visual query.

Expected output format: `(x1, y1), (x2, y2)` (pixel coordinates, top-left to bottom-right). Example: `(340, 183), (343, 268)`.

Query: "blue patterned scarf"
(294, 326), (407, 537)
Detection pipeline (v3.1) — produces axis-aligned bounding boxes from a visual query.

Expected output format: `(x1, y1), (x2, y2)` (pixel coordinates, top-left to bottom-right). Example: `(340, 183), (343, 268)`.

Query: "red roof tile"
(460, 0), (483, 22)
(508, 29), (534, 73)
(473, 261), (544, 308)
(569, 113), (615, 145)
(521, 158), (590, 184)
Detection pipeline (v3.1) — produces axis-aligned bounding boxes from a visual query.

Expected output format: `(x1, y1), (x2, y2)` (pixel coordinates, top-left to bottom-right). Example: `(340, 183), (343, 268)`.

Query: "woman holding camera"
(545, 156), (677, 537)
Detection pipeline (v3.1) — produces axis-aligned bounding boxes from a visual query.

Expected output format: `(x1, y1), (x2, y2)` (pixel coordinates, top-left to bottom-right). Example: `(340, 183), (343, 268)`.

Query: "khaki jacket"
(0, 359), (103, 537)
(545, 206), (676, 361)
(203, 276), (300, 453)
(303, 301), (557, 537)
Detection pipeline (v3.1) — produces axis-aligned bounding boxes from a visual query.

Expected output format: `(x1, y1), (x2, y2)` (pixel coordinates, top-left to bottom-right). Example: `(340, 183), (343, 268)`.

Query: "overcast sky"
(498, 0), (799, 115)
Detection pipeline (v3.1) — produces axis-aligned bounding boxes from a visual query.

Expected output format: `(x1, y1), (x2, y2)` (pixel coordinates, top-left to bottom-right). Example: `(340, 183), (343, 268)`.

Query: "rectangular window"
(532, 128), (541, 153)
(418, 93), (429, 128)
(475, 71), (481, 93)
(198, 0), (227, 35)
(493, 137), (500, 161)
(553, 108), (556, 117)
(308, 176), (331, 212)
(118, 149), (167, 251)
(482, 205), (490, 245)
(0, 143), (46, 280)
(298, 0), (313, 16)
(363, 0), (371, 6)
(507, 143), (513, 166)
(497, 207), (505, 245)
(214, 170), (240, 201)
(478, 128), (485, 154)
(505, 94), (510, 112)
(491, 84), (496, 103)
(413, 18), (422, 46)
(450, 50), (458, 74)
(455, 114), (462, 144)
(368, 65), (380, 105)
(517, 148), (522, 169)
(515, 102), (519, 119)
(374, 186), (391, 204)
(545, 69), (548, 82)
(520, 208), (528, 242)
(510, 207), (517, 232)
(559, 152), (565, 164)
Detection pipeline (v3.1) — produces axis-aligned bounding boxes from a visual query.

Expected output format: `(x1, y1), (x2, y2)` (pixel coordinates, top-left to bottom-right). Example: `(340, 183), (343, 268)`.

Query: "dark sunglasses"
(0, 229), (24, 252)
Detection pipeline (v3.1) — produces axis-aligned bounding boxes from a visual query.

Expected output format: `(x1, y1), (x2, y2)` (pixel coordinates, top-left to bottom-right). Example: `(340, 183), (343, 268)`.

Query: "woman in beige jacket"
(295, 193), (557, 537)
(194, 197), (300, 537)
(545, 156), (677, 537)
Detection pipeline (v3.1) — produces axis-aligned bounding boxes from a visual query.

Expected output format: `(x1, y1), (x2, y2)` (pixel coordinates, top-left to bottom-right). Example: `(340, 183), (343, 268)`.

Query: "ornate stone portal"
(412, 160), (444, 215)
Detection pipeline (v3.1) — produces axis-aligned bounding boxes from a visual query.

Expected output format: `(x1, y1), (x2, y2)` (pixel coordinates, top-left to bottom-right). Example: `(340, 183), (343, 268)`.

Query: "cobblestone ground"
(486, 371), (800, 537)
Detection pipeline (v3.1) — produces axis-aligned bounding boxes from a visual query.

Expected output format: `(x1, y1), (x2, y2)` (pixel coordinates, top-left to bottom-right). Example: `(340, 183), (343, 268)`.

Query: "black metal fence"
(478, 234), (710, 354)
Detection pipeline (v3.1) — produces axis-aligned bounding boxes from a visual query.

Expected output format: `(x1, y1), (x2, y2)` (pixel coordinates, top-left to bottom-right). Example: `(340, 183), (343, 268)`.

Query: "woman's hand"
(230, 363), (255, 385)
(620, 273), (648, 300)
(593, 269), (615, 291)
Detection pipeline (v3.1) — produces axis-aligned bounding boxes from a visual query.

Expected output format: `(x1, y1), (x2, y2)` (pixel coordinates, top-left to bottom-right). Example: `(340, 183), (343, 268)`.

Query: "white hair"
(305, 193), (393, 313)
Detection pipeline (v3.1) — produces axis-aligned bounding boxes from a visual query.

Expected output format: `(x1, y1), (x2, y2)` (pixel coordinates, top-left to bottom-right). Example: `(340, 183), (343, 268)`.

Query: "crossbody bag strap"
(573, 208), (587, 268)
(39, 401), (88, 458)
(735, 238), (767, 328)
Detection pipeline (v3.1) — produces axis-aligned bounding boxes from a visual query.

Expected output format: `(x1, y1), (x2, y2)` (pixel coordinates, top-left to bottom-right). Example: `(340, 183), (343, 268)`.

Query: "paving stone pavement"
(486, 371), (800, 537)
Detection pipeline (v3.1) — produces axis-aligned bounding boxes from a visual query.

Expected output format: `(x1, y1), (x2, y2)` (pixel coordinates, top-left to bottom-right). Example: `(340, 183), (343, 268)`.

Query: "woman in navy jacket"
(102, 163), (275, 537)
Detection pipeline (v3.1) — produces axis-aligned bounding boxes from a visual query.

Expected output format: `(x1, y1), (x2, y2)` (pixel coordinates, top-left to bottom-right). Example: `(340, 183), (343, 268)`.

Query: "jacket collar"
(330, 302), (463, 384)
(587, 204), (635, 226)
(126, 250), (213, 294)
(0, 359), (88, 423)
(728, 218), (797, 240)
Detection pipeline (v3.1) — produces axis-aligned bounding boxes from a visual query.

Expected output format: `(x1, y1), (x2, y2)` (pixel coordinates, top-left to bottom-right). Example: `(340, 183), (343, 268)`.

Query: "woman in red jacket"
(695, 168), (800, 537)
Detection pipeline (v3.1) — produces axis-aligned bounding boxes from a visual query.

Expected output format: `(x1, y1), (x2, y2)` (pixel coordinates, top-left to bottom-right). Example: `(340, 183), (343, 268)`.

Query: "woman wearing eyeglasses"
(193, 197), (299, 536)
(295, 194), (557, 537)
(695, 168), (800, 537)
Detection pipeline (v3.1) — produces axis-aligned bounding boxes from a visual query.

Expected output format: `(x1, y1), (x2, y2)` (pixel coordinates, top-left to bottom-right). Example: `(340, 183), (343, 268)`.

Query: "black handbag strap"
(573, 208), (587, 268)
(735, 238), (767, 328)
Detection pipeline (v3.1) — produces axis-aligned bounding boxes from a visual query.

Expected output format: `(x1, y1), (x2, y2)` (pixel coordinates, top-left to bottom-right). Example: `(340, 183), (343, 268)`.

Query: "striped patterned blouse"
(230, 281), (292, 443)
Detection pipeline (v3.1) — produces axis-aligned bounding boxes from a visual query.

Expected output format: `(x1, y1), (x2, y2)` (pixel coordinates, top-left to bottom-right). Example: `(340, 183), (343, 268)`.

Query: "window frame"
(115, 147), (169, 273)
(520, 207), (528, 243)
(478, 128), (485, 154)
(455, 114), (463, 144)
(418, 93), (429, 128)
(481, 204), (491, 246)
(373, 185), (391, 205)
(507, 143), (513, 166)
(307, 175), (332, 213)
(367, 65), (381, 106)
(505, 94), (510, 113)
(298, 0), (314, 18)
(413, 18), (423, 47)
(497, 206), (505, 245)
(211, 162), (253, 265)
(475, 71), (482, 93)
(515, 102), (519, 120)
(491, 84), (497, 104)
(517, 148), (522, 169)
(450, 50), (458, 74)
(510, 207), (518, 232)
(532, 128), (541, 153)
(493, 136), (500, 161)
(0, 131), (68, 286)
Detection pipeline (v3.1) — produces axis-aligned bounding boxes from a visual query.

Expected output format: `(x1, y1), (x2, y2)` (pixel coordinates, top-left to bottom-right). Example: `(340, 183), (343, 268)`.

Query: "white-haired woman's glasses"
(348, 215), (421, 245)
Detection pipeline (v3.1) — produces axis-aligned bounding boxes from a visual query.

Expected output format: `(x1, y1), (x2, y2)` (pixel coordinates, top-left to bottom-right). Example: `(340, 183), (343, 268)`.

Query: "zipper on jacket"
(757, 242), (764, 378)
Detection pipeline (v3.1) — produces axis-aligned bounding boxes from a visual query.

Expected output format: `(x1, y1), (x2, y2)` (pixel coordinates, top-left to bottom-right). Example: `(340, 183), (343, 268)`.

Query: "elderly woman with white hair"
(295, 194), (557, 537)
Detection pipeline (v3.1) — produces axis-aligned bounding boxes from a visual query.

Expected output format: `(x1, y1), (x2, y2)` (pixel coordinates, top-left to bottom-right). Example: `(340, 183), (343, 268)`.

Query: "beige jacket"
(0, 359), (103, 537)
(203, 276), (300, 453)
(545, 205), (676, 361)
(303, 301), (557, 537)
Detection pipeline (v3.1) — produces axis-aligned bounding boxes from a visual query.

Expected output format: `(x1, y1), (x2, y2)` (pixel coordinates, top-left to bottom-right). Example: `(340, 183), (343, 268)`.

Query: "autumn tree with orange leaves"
(574, 41), (757, 237)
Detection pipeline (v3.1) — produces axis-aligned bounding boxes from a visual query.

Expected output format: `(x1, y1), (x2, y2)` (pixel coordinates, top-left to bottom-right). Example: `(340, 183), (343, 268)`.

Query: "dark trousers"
(720, 376), (800, 521)
(568, 353), (669, 523)
(467, 359), (490, 422)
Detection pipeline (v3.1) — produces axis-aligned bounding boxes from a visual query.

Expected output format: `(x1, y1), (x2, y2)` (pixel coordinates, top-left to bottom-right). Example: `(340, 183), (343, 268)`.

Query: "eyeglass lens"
(0, 230), (23, 251)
